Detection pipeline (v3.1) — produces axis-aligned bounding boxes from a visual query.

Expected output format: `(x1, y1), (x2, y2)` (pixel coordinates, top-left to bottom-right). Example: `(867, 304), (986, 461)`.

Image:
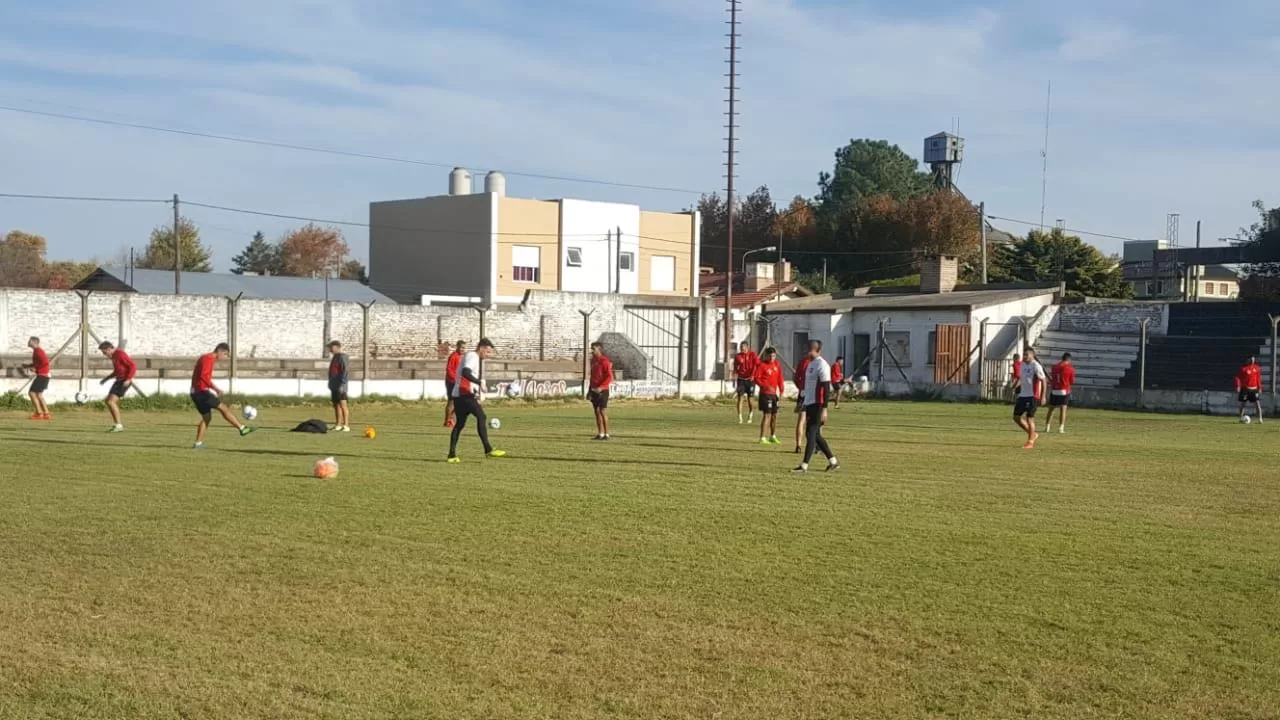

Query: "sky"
(0, 0), (1276, 270)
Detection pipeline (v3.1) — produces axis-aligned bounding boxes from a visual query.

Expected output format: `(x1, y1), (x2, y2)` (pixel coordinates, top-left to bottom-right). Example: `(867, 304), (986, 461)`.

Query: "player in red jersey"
(444, 340), (466, 427)
(792, 352), (811, 453)
(21, 336), (52, 420)
(753, 347), (784, 444)
(191, 343), (255, 449)
(589, 342), (615, 440)
(1235, 355), (1264, 423)
(1044, 352), (1076, 434)
(733, 342), (760, 424)
(830, 356), (846, 408)
(98, 341), (136, 432)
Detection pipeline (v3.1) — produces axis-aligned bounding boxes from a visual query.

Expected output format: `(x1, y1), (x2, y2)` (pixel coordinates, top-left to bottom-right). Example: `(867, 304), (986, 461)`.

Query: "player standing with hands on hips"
(191, 343), (255, 449)
(589, 342), (614, 441)
(328, 340), (351, 432)
(793, 340), (840, 474)
(446, 338), (506, 463)
(1013, 347), (1047, 448)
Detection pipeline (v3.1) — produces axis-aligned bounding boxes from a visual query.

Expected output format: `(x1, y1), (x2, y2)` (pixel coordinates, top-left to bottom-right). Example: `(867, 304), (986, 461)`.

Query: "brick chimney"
(919, 255), (958, 294)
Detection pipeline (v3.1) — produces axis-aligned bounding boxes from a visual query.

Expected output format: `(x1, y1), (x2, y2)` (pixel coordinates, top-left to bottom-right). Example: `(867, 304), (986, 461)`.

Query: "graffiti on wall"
(486, 378), (583, 398)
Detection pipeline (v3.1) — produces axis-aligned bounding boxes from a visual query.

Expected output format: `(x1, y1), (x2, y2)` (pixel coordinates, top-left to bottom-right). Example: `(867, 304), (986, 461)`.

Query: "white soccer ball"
(506, 385), (521, 399)
(74, 391), (88, 405)
(243, 405), (258, 421)
(488, 417), (501, 430)
(1241, 414), (1252, 424)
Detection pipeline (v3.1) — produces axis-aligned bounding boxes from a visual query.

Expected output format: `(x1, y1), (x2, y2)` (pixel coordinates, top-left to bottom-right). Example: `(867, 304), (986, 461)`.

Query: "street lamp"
(741, 245), (779, 274)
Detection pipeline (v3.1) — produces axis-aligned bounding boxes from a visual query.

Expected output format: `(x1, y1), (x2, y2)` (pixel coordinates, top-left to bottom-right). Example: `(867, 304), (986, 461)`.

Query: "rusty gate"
(932, 323), (972, 384)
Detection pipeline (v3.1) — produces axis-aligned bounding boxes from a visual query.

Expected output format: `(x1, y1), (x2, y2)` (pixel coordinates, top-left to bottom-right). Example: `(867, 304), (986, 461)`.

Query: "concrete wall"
(368, 193), (494, 304)
(1056, 302), (1169, 336)
(0, 287), (719, 380)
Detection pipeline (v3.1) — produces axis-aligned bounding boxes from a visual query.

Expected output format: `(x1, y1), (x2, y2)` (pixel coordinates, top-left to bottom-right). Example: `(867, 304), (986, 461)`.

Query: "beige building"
(370, 170), (701, 305)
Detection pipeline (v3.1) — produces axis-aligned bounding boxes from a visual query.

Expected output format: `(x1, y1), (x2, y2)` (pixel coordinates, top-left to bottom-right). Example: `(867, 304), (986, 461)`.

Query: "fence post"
(361, 301), (376, 398)
(579, 309), (594, 389)
(322, 300), (332, 357)
(876, 317), (887, 384)
(77, 290), (91, 393)
(539, 315), (547, 362)
(473, 305), (487, 383)
(676, 314), (688, 398)
(1270, 314), (1278, 412)
(227, 293), (242, 395)
(977, 318), (989, 396)
(1138, 317), (1150, 409)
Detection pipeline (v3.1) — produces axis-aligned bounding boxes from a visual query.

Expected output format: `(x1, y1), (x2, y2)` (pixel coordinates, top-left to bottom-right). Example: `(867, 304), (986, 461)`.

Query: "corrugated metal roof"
(83, 267), (395, 304)
(764, 285), (1058, 314)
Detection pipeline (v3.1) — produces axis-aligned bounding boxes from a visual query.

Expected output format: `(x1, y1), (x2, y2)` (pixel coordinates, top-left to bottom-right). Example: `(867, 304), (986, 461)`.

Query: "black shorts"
(735, 379), (756, 397)
(760, 395), (779, 415)
(455, 394), (486, 423)
(191, 390), (221, 415)
(1013, 396), (1039, 418)
(108, 380), (131, 398)
(1239, 389), (1260, 403)
(30, 376), (49, 394)
(803, 403), (826, 427)
(1048, 393), (1070, 407)
(589, 389), (610, 410)
(330, 384), (348, 404)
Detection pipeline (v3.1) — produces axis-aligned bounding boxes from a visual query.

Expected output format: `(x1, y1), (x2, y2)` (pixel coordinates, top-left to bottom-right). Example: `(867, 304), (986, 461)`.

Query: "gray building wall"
(369, 194), (494, 304)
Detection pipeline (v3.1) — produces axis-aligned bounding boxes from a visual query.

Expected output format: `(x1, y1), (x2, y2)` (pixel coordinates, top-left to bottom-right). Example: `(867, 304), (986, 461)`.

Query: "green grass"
(1, 400), (1277, 719)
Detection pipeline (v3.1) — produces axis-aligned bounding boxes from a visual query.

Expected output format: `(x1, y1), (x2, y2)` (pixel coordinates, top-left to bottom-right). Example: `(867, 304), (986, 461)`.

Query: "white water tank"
(449, 167), (471, 195)
(485, 171), (506, 197)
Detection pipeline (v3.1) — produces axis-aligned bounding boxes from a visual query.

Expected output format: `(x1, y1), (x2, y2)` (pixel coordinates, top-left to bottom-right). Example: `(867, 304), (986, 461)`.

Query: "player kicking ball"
(98, 340), (136, 432)
(589, 342), (614, 440)
(754, 346), (784, 444)
(793, 340), (840, 474)
(1013, 347), (1046, 449)
(191, 343), (255, 449)
(447, 338), (506, 463)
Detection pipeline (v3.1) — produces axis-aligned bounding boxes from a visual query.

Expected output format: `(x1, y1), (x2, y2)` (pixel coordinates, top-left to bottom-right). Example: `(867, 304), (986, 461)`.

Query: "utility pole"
(979, 201), (988, 285)
(172, 193), (181, 294)
(1193, 220), (1202, 302)
(722, 0), (740, 378)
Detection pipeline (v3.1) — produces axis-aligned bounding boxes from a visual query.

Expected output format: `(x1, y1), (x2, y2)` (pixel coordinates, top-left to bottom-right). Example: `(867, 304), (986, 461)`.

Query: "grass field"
(1, 398), (1278, 719)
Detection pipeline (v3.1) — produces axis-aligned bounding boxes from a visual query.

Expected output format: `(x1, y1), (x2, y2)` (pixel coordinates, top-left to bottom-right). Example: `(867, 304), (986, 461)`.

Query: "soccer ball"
(1241, 414), (1252, 424)
(489, 418), (501, 430)
(74, 391), (88, 405)
(313, 457), (339, 479)
(363, 427), (376, 439)
(506, 384), (522, 399)
(243, 405), (258, 421)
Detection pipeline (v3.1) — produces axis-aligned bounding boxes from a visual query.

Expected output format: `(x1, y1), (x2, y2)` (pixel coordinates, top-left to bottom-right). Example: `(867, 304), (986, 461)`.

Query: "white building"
(763, 257), (1061, 387)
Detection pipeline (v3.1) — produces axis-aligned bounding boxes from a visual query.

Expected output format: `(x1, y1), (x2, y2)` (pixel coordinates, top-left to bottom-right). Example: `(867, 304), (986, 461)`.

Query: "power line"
(0, 192), (167, 204)
(987, 214), (1153, 243)
(0, 104), (707, 196)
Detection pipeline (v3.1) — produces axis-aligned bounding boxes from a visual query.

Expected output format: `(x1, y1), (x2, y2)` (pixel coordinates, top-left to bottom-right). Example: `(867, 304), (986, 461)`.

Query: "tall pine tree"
(230, 232), (282, 275)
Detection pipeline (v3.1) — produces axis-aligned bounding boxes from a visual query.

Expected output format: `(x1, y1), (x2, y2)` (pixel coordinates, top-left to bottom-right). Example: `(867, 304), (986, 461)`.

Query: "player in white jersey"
(793, 339), (840, 473)
(447, 338), (507, 463)
(1013, 347), (1047, 449)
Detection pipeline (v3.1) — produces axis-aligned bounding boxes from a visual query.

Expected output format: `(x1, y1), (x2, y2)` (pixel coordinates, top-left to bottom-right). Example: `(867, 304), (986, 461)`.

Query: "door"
(933, 324), (972, 384)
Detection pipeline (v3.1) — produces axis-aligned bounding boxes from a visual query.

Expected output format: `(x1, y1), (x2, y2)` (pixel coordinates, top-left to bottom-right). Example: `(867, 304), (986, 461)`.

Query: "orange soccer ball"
(313, 457), (339, 479)
(363, 427), (376, 440)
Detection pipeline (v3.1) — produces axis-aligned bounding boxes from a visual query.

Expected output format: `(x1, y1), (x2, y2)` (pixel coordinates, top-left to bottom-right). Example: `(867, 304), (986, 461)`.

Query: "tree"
(339, 259), (368, 283)
(988, 228), (1131, 300)
(796, 269), (841, 294)
(137, 217), (213, 272)
(896, 191), (981, 265)
(1234, 200), (1280, 296)
(774, 196), (816, 247)
(696, 186), (778, 271)
(44, 261), (98, 290)
(231, 231), (283, 275)
(278, 223), (349, 277)
(0, 230), (49, 288)
(815, 139), (933, 230)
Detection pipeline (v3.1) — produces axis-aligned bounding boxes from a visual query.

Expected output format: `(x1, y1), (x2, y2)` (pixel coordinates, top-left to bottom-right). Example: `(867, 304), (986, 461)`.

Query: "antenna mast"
(1039, 81), (1052, 233)
(722, 0), (740, 370)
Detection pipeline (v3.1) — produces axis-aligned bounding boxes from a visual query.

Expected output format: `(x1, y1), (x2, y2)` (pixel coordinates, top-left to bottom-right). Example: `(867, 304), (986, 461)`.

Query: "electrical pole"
(979, 201), (988, 285)
(722, 0), (740, 378)
(172, 193), (181, 294)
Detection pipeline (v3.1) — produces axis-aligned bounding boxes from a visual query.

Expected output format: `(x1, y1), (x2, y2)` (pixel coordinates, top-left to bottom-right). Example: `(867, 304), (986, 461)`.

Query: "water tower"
(924, 132), (964, 191)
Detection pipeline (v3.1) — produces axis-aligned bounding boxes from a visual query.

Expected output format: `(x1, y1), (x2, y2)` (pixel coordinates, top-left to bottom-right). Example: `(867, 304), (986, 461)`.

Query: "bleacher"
(1035, 329), (1141, 389)
(1116, 303), (1280, 391)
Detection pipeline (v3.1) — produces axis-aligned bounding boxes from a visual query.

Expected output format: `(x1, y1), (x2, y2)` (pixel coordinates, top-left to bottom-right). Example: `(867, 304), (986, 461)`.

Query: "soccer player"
(1013, 347), (1046, 448)
(444, 340), (466, 427)
(830, 356), (846, 408)
(589, 342), (614, 440)
(1235, 354), (1264, 423)
(98, 340), (136, 432)
(793, 340), (840, 474)
(447, 338), (506, 462)
(327, 340), (350, 432)
(191, 343), (255, 448)
(753, 346), (784, 444)
(792, 351), (811, 453)
(733, 341), (759, 424)
(1044, 352), (1075, 434)
(21, 336), (51, 420)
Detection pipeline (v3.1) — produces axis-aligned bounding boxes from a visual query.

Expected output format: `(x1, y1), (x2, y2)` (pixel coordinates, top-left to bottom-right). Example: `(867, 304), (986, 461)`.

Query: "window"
(566, 247), (583, 267)
(619, 252), (634, 271)
(512, 245), (541, 284)
(1204, 282), (1214, 296)
(1219, 283), (1229, 295)
(650, 255), (676, 292)
(851, 334), (871, 377)
(926, 331), (937, 365)
(884, 331), (911, 367)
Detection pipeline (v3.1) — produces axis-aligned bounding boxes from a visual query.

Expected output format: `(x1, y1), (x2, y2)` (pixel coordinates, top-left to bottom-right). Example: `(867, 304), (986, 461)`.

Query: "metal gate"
(621, 306), (688, 381)
(933, 324), (972, 384)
